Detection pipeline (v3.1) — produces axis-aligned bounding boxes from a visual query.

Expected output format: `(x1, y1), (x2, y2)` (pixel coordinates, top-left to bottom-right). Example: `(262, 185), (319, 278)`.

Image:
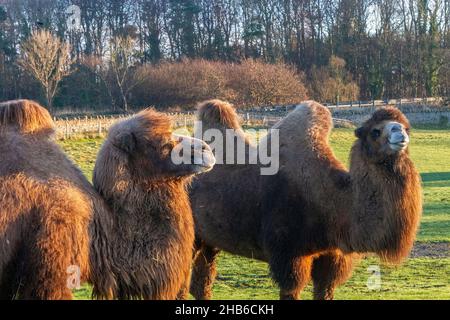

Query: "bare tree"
(1, 0), (450, 104)
(82, 54), (116, 109)
(18, 29), (72, 109)
(109, 35), (147, 111)
(101, 35), (148, 111)
(82, 45), (150, 111)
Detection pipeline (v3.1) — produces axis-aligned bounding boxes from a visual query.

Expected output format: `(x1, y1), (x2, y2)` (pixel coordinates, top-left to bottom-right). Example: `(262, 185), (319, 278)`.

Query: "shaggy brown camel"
(0, 99), (215, 299)
(189, 99), (422, 300)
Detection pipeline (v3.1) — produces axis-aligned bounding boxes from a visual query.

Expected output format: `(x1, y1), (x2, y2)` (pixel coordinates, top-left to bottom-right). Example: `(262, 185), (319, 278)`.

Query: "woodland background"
(0, 0), (449, 111)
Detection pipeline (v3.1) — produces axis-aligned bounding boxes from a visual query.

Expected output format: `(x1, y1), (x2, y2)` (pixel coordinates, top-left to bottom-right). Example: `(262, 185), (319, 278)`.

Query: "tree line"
(0, 0), (449, 110)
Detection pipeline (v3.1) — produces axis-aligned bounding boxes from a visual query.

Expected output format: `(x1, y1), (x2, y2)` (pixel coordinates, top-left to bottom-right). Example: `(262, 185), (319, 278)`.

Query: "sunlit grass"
(60, 126), (450, 300)
(210, 255), (450, 300)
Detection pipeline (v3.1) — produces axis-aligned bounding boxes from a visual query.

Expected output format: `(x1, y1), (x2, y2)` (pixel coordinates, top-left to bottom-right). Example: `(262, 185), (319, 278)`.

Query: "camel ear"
(355, 127), (365, 138)
(113, 131), (136, 153)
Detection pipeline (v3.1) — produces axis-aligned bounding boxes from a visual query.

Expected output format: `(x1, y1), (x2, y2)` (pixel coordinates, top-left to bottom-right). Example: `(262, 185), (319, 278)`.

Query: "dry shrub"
(131, 59), (308, 109)
(131, 60), (232, 109)
(308, 56), (360, 103)
(226, 59), (308, 107)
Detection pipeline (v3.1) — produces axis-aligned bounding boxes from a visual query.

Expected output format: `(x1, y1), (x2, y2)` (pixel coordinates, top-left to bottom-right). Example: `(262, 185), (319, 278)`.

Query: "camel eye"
(370, 129), (381, 140)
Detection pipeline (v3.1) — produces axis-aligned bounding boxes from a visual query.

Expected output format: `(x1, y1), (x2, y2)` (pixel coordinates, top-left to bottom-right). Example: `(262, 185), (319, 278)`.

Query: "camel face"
(171, 134), (216, 174)
(355, 108), (411, 159)
(106, 109), (215, 181)
(384, 122), (410, 152)
(366, 120), (410, 155)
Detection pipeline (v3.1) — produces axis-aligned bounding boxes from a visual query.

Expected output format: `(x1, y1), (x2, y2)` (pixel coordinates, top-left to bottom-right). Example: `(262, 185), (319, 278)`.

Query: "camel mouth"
(386, 122), (409, 152)
(388, 134), (409, 152)
(171, 134), (216, 173)
(193, 150), (216, 173)
(388, 141), (408, 151)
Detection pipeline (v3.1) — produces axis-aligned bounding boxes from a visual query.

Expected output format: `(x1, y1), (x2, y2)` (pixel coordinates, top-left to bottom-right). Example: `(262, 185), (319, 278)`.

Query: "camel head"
(354, 107), (411, 161)
(103, 109), (215, 183)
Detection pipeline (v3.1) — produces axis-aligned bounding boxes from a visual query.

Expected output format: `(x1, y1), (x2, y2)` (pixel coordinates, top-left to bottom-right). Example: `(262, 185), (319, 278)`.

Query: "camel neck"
(90, 180), (193, 298)
(110, 180), (190, 231)
(341, 148), (422, 262)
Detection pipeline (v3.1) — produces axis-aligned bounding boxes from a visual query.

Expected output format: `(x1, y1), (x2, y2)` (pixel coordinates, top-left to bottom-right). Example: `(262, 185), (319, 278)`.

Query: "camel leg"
(0, 278), (14, 300)
(0, 258), (23, 300)
(270, 254), (313, 300)
(19, 261), (73, 300)
(0, 272), (21, 300)
(176, 269), (192, 300)
(20, 210), (83, 300)
(190, 243), (220, 300)
(311, 252), (354, 300)
(19, 248), (74, 300)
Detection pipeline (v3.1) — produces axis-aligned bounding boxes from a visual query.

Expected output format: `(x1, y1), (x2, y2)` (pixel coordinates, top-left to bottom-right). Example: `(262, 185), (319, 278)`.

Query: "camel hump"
(196, 99), (241, 129)
(0, 99), (55, 134)
(273, 100), (333, 144)
(292, 100), (333, 134)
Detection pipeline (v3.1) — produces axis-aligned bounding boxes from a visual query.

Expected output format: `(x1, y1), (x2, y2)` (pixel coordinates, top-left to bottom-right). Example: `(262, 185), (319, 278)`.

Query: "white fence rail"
(54, 113), (198, 139)
(54, 99), (449, 139)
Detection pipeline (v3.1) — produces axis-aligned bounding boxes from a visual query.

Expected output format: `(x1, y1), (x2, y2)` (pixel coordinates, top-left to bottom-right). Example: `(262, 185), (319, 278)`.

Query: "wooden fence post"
(65, 121), (69, 140)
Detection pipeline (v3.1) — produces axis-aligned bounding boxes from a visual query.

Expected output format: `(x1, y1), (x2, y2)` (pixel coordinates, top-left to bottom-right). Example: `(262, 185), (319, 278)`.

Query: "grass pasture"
(60, 127), (450, 300)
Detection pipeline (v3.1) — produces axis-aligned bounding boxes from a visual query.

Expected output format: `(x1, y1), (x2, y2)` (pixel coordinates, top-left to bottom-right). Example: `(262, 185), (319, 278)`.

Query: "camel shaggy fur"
(91, 108), (215, 299)
(189, 99), (422, 300)
(0, 99), (215, 299)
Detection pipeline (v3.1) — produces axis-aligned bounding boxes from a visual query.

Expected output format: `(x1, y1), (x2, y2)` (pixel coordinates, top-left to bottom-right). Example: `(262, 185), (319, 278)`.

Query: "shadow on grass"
(421, 172), (450, 182)
(418, 220), (450, 241)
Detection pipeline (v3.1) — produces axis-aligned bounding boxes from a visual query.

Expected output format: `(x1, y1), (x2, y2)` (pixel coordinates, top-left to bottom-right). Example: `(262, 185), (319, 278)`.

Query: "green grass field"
(60, 127), (450, 300)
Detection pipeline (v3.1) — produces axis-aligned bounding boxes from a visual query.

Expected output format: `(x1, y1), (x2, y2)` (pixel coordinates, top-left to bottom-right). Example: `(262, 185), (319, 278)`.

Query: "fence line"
(54, 101), (450, 139)
(54, 113), (198, 139)
(325, 97), (442, 109)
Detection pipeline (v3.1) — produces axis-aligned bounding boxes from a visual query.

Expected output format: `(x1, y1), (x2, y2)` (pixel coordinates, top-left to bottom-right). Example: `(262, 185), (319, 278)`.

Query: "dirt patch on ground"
(410, 242), (450, 258)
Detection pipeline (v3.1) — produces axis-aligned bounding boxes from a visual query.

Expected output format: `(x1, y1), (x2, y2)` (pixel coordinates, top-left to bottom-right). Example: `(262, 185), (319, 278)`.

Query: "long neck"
(90, 178), (193, 298)
(344, 144), (422, 263)
(107, 179), (192, 257)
